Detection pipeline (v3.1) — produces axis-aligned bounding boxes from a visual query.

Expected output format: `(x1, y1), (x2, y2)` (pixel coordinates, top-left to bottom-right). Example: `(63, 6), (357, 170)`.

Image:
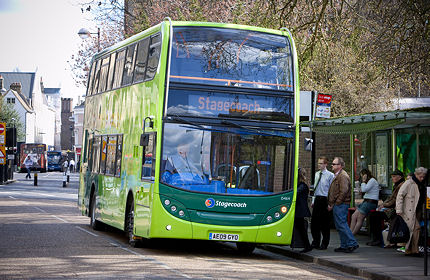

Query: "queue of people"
(295, 156), (428, 257)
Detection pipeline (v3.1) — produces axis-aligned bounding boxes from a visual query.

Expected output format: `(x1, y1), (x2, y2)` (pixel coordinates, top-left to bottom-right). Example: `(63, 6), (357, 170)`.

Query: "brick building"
(298, 132), (350, 185)
(61, 98), (74, 152)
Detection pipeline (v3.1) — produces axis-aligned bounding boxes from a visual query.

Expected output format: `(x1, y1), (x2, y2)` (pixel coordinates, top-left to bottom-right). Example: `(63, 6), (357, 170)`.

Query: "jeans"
(333, 203), (358, 248)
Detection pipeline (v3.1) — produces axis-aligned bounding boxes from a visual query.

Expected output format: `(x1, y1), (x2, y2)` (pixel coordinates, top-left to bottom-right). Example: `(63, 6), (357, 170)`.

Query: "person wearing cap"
(366, 169), (405, 246)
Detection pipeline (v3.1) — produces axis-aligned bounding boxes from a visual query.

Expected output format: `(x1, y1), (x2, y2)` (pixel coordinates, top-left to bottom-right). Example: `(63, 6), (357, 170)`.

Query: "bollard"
(66, 169), (70, 183)
(34, 172), (38, 186)
(63, 172), (67, 188)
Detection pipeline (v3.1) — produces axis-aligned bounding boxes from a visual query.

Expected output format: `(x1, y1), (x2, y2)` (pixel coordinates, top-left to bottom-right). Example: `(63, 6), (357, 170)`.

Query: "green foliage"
(77, 0), (429, 117)
(0, 97), (24, 142)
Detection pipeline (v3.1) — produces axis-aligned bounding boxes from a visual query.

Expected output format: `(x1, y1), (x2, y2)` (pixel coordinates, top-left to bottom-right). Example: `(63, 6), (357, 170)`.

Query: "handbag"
(388, 214), (410, 244)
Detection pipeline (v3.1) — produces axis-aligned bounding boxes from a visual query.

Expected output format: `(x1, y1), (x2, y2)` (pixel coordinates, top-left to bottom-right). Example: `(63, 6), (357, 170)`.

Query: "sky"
(0, 0), (95, 105)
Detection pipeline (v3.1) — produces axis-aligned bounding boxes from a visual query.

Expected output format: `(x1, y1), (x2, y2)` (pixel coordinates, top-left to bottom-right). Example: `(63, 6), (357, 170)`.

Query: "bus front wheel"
(90, 192), (102, 230)
(126, 200), (139, 247)
(236, 242), (256, 254)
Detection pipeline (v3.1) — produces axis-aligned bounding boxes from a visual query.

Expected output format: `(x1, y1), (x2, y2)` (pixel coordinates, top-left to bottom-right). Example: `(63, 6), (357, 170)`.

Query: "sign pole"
(425, 187), (430, 276)
(0, 122), (7, 184)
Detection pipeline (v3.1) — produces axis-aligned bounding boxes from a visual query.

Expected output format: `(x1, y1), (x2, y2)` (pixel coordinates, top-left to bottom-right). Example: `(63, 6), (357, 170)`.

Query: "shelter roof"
(302, 107), (430, 134)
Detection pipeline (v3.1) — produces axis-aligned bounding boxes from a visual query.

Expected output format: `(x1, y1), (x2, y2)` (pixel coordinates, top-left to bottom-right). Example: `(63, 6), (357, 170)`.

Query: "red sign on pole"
(0, 122), (5, 146)
(0, 146), (5, 165)
(317, 94), (332, 104)
(315, 93), (332, 119)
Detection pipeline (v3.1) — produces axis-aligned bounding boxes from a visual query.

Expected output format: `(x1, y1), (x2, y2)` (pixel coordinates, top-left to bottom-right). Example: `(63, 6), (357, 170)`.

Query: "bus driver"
(162, 144), (206, 185)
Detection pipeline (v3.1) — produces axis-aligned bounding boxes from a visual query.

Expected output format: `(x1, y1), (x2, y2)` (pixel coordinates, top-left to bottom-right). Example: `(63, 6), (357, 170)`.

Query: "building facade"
(72, 100), (85, 166)
(43, 87), (62, 151)
(0, 72), (56, 149)
(61, 98), (74, 152)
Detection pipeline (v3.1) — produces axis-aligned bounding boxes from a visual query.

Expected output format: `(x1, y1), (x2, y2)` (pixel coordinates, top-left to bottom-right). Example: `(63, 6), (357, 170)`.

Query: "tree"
(69, 2), (125, 87)
(0, 97), (24, 142)
(72, 0), (429, 117)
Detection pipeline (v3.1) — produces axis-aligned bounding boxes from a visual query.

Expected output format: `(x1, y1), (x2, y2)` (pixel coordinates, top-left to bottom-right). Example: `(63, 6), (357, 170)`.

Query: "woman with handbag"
(396, 167), (428, 256)
(367, 169), (405, 246)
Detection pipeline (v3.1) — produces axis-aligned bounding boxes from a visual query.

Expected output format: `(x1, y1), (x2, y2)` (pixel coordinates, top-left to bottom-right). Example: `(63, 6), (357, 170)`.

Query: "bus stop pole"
(310, 91), (317, 185)
(0, 165), (4, 184)
(63, 172), (67, 188)
(310, 91), (316, 184)
(425, 193), (429, 276)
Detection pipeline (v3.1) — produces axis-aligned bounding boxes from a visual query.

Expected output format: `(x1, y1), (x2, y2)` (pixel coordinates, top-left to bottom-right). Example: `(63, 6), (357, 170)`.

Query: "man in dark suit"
(311, 156), (334, 250)
(327, 157), (359, 253)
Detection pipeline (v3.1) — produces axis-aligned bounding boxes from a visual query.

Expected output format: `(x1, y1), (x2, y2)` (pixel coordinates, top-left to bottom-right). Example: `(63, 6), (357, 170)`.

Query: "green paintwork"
(78, 20), (301, 246)
(159, 183), (292, 226)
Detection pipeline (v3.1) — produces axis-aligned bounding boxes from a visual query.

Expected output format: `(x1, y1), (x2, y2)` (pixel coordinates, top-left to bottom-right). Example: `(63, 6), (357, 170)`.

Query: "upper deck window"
(170, 27), (293, 91)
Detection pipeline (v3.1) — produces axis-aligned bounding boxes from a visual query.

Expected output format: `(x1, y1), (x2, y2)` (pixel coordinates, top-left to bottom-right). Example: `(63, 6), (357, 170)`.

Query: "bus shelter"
(303, 107), (430, 201)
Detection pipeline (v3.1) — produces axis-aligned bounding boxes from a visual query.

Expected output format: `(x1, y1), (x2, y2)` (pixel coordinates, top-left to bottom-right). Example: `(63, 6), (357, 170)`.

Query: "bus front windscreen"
(47, 153), (61, 165)
(160, 123), (294, 195)
(170, 26), (293, 91)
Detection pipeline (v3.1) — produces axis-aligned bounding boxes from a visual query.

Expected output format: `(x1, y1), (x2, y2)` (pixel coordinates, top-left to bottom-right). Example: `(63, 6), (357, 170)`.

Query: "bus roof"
(92, 20), (291, 61)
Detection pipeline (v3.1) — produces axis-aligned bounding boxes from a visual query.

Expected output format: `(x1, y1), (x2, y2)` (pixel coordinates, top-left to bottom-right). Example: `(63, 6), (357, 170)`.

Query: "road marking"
(33, 206), (47, 213)
(108, 240), (192, 279)
(51, 215), (68, 223)
(76, 226), (99, 237)
(8, 195), (16, 199)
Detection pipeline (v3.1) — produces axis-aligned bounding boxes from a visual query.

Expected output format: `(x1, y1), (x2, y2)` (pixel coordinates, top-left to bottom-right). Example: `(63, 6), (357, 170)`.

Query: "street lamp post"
(11, 118), (16, 172)
(78, 27), (100, 52)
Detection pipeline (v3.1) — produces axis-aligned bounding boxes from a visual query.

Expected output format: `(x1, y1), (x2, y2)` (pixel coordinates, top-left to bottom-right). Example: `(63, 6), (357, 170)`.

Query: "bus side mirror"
(140, 134), (149, 146)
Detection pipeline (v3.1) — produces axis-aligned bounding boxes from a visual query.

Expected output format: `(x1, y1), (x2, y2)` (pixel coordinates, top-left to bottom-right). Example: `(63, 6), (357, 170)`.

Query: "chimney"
(0, 75), (5, 93)
(40, 76), (44, 93)
(10, 82), (22, 94)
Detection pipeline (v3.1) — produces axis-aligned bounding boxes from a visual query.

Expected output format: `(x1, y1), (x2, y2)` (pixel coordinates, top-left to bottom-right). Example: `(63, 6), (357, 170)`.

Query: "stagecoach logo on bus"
(205, 198), (247, 209)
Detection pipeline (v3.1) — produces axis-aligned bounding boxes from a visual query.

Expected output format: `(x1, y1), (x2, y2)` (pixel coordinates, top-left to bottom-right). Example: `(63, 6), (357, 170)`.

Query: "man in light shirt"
(311, 156), (335, 250)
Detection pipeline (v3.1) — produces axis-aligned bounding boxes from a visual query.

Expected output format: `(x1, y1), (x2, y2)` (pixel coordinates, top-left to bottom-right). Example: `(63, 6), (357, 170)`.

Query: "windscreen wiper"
(221, 120), (281, 137)
(166, 115), (205, 129)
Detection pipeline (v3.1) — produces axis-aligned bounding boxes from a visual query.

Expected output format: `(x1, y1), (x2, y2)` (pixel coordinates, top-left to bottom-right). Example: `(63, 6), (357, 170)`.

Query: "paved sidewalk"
(262, 229), (429, 280)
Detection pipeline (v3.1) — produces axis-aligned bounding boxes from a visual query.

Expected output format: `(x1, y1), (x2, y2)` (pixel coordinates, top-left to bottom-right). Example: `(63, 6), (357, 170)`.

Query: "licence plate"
(209, 233), (239, 241)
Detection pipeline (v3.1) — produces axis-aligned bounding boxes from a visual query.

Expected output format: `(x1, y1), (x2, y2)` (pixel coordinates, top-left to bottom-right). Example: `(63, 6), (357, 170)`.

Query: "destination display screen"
(166, 88), (293, 122)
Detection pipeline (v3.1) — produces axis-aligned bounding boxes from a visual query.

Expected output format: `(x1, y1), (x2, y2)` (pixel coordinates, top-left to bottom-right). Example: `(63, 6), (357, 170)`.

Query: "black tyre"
(90, 192), (102, 230)
(236, 242), (256, 254)
(126, 201), (139, 247)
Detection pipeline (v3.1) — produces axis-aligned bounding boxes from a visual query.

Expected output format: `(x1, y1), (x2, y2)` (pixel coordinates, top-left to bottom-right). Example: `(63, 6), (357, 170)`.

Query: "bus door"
(86, 136), (101, 198)
(136, 132), (157, 236)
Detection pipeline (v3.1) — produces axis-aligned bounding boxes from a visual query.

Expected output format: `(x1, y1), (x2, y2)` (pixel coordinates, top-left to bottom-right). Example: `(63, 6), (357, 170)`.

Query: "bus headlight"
(266, 216), (272, 222)
(281, 206), (288, 213)
(274, 212), (280, 219)
(160, 195), (190, 221)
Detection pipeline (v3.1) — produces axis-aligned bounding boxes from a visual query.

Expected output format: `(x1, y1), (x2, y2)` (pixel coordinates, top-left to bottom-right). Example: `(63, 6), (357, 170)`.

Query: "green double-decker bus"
(78, 19), (300, 252)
